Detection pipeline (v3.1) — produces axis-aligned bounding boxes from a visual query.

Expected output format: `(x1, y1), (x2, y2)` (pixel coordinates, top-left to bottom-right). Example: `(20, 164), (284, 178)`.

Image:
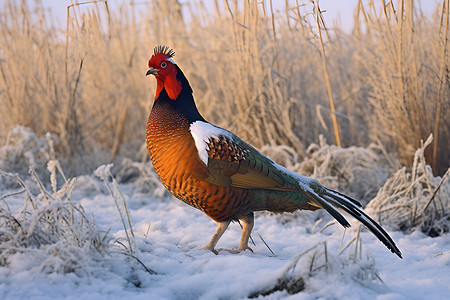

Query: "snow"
(0, 127), (448, 300)
(0, 168), (448, 300)
(189, 121), (232, 165)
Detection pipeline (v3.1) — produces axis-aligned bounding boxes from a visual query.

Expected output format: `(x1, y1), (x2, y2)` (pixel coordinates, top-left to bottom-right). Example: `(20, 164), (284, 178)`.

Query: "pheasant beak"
(146, 67), (158, 76)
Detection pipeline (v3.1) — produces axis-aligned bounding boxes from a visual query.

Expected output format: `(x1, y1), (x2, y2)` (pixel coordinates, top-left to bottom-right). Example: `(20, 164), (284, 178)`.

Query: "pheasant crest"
(154, 45), (175, 58)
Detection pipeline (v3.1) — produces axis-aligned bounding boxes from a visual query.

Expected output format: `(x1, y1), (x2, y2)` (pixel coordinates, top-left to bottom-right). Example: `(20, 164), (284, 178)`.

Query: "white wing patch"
(189, 121), (233, 166)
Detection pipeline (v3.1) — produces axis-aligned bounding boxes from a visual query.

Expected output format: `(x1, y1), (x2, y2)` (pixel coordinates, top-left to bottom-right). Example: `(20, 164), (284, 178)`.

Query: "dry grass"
(354, 0), (450, 175)
(0, 0), (448, 175)
(367, 134), (450, 236)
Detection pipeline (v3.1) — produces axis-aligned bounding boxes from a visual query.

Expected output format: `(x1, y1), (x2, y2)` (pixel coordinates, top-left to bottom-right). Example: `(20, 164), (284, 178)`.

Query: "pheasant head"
(146, 45), (181, 100)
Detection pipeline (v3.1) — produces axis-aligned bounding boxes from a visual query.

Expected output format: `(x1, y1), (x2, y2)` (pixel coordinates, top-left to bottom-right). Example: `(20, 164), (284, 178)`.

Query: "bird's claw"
(217, 246), (254, 254)
(200, 246), (253, 254)
(201, 246), (219, 255)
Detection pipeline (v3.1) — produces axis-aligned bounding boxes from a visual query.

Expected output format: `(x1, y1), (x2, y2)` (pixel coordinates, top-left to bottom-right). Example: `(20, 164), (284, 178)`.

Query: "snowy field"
(0, 128), (449, 300)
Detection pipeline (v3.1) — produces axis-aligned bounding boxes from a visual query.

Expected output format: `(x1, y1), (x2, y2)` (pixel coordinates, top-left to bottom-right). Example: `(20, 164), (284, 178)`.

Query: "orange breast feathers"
(145, 104), (251, 221)
(146, 105), (208, 191)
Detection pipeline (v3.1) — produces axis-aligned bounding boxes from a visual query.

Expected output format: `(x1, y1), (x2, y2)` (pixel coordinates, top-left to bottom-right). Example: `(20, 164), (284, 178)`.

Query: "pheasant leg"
(238, 212), (254, 252)
(202, 220), (231, 254)
(220, 213), (255, 254)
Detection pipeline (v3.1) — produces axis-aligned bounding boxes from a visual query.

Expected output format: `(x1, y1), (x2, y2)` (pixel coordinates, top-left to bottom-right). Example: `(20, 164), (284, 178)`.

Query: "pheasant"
(145, 45), (402, 258)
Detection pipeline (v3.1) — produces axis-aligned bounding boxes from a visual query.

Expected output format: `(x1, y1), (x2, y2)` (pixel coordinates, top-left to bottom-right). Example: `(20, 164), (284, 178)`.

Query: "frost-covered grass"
(0, 127), (448, 299)
(368, 135), (450, 237)
(0, 129), (158, 293)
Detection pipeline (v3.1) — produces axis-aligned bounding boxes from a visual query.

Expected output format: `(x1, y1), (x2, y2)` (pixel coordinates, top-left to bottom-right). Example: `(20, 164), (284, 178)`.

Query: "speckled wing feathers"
(202, 133), (299, 192)
(207, 135), (247, 162)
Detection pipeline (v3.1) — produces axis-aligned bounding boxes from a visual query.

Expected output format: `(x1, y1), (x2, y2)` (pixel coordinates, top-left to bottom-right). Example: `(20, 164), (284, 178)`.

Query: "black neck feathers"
(154, 65), (206, 124)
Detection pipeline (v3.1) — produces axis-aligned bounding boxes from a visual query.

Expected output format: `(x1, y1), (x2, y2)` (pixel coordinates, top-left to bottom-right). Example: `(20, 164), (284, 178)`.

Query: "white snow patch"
(189, 121), (232, 165)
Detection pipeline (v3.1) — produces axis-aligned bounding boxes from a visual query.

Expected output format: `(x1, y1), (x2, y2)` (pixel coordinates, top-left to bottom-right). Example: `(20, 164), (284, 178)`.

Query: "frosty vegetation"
(0, 128), (156, 285)
(368, 135), (450, 237)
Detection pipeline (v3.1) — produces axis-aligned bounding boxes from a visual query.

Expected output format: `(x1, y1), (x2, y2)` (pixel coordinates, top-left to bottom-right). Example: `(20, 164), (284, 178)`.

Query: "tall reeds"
(354, 0), (449, 175)
(0, 0), (447, 174)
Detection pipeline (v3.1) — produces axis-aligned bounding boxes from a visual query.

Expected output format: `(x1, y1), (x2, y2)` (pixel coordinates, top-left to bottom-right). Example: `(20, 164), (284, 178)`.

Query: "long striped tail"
(306, 185), (402, 258)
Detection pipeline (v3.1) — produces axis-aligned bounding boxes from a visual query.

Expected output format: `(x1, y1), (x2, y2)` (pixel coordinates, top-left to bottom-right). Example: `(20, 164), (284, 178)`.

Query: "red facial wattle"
(147, 53), (182, 100)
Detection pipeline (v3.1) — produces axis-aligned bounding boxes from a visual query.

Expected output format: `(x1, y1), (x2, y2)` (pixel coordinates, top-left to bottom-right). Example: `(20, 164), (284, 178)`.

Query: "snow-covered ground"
(0, 169), (448, 300)
(0, 127), (448, 299)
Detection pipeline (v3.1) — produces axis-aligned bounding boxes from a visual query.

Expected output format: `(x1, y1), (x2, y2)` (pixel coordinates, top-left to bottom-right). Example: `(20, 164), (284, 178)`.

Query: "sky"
(19, 0), (440, 33)
(5, 0), (440, 35)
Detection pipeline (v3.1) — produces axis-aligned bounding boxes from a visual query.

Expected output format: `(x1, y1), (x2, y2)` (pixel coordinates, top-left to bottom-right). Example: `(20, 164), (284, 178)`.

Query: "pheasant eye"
(161, 62), (167, 68)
